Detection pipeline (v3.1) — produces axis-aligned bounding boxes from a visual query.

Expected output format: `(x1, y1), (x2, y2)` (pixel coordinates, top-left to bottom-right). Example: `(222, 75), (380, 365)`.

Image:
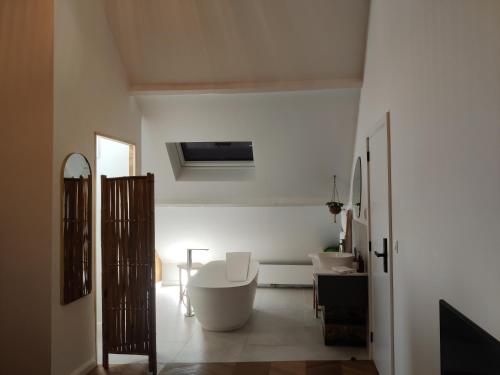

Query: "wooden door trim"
(95, 132), (136, 175)
(366, 111), (395, 374)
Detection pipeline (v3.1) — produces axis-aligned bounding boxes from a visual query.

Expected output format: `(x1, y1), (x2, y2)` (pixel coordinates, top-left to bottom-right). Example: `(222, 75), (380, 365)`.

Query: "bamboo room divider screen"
(101, 173), (156, 374)
(62, 176), (92, 304)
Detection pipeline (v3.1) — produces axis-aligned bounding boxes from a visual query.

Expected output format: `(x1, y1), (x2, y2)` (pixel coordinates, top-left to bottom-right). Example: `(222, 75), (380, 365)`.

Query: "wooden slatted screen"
(62, 176), (92, 304)
(101, 173), (156, 374)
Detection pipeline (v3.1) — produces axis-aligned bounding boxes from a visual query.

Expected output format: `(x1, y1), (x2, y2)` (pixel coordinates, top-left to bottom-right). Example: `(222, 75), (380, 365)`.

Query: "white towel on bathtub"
(226, 252), (251, 281)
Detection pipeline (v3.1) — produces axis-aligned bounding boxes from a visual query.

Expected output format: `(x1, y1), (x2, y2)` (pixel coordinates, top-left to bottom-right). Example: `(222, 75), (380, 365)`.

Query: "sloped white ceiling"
(104, 0), (369, 91)
(140, 89), (359, 205)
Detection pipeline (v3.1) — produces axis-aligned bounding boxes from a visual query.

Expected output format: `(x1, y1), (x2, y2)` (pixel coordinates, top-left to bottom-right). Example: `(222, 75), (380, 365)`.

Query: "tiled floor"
(98, 286), (368, 365)
(160, 361), (378, 375)
(88, 360), (378, 375)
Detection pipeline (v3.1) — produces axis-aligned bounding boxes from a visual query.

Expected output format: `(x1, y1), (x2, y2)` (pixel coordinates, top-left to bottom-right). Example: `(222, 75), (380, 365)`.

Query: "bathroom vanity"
(313, 266), (368, 347)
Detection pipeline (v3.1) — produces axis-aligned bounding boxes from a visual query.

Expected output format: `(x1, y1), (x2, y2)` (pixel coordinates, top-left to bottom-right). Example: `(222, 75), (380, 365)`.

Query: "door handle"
(374, 238), (388, 273)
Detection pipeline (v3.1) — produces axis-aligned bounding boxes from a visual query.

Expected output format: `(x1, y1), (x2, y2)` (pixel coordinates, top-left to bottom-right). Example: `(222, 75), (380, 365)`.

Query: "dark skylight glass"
(180, 142), (253, 162)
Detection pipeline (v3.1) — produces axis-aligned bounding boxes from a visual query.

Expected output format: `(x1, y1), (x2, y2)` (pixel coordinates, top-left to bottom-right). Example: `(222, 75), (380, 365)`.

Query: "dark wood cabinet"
(314, 274), (368, 347)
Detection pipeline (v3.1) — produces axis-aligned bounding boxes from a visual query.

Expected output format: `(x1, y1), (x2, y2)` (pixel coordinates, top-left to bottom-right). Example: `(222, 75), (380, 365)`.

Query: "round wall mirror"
(352, 157), (362, 218)
(61, 153), (92, 305)
(64, 153), (91, 178)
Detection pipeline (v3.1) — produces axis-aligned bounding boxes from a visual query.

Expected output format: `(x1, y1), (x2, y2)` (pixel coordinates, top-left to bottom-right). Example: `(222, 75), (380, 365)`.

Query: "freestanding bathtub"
(186, 260), (259, 331)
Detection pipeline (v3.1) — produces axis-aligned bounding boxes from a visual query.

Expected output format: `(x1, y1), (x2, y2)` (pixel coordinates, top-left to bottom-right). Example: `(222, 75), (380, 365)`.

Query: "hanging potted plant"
(326, 175), (344, 222)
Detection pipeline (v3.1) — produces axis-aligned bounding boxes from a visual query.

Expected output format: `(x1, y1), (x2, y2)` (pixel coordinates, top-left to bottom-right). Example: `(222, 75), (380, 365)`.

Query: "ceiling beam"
(130, 79), (362, 95)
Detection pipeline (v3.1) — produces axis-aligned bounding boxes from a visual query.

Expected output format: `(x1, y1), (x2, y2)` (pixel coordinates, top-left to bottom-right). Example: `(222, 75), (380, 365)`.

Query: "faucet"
(185, 248), (209, 317)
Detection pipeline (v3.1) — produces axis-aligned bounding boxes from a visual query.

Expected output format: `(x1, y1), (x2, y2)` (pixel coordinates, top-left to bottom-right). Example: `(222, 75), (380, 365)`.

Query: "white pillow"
(226, 252), (251, 282)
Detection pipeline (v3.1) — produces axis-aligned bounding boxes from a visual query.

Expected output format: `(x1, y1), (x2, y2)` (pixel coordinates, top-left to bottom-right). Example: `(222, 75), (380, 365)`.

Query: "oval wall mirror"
(352, 157), (362, 218)
(61, 153), (92, 305)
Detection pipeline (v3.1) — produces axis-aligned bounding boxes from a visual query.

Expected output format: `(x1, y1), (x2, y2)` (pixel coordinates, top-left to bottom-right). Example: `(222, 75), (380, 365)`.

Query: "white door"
(367, 113), (394, 375)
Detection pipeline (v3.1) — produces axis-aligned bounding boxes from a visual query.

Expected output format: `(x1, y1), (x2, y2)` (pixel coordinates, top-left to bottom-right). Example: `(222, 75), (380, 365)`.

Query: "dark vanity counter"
(313, 270), (368, 347)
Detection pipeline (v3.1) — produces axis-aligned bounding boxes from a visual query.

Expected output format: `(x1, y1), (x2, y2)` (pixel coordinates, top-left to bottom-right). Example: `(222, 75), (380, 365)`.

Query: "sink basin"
(309, 252), (354, 268)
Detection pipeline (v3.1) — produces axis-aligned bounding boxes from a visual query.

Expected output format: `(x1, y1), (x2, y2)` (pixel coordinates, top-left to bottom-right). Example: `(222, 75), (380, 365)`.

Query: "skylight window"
(175, 142), (254, 167)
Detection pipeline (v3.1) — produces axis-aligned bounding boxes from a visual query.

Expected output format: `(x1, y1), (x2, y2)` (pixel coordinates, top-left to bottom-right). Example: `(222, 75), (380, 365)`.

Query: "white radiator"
(257, 263), (313, 287)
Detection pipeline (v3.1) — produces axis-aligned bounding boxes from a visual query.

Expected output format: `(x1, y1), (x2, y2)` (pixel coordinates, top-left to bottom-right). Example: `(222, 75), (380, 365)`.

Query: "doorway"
(95, 134), (136, 364)
(367, 113), (394, 375)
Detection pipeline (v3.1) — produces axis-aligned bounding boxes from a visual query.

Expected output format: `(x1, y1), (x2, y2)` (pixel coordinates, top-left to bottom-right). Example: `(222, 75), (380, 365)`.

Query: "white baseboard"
(70, 358), (96, 375)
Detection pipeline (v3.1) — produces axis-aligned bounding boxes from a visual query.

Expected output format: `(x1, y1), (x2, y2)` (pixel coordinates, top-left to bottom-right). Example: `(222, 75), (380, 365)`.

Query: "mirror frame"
(60, 153), (92, 305)
(353, 156), (362, 218)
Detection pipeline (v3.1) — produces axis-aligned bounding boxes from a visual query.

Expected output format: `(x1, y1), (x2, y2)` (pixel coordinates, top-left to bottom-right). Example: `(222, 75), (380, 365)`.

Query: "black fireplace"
(440, 300), (500, 374)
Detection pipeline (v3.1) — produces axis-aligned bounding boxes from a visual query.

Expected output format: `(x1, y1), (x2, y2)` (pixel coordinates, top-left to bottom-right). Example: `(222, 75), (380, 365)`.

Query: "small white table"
(177, 262), (204, 301)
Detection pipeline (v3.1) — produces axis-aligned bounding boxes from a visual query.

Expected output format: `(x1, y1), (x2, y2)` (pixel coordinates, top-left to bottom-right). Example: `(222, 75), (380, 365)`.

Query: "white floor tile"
(174, 329), (248, 363)
(95, 286), (368, 364)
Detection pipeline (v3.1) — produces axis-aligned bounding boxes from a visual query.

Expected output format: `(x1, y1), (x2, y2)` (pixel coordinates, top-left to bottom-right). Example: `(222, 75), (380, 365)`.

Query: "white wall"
(156, 206), (340, 284)
(141, 90), (357, 281)
(351, 1), (500, 373)
(0, 2), (53, 373)
(140, 89), (359, 205)
(52, 1), (142, 374)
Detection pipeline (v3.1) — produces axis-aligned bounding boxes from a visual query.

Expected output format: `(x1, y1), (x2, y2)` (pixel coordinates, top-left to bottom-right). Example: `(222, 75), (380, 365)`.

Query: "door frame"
(366, 112), (395, 374)
(93, 132), (137, 365)
(95, 132), (137, 175)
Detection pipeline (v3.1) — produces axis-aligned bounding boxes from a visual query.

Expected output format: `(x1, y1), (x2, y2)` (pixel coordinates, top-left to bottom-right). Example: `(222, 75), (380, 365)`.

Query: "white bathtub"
(186, 260), (259, 331)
